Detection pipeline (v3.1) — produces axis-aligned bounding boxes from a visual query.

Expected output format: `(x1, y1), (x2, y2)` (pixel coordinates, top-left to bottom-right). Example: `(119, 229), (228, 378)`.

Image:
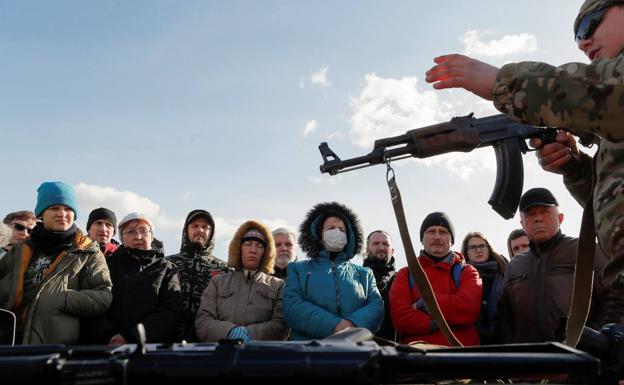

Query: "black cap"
(187, 209), (214, 227)
(519, 188), (559, 212)
(87, 207), (117, 234)
(420, 211), (455, 243)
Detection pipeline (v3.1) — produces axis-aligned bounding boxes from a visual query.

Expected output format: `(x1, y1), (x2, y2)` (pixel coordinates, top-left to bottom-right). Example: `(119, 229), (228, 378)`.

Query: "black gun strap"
(387, 174), (462, 347)
(565, 192), (596, 347)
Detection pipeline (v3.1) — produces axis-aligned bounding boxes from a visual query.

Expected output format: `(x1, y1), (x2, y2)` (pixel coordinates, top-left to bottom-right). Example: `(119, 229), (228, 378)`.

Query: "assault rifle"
(319, 113), (559, 219)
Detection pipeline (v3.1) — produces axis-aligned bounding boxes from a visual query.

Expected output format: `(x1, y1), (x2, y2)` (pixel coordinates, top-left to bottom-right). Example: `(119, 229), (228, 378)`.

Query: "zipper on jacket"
(535, 253), (549, 339)
(189, 251), (198, 306)
(304, 271), (311, 296)
(330, 260), (342, 316)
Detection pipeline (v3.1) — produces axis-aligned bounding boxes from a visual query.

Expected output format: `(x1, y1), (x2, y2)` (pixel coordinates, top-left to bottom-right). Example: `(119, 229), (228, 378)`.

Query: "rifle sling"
(564, 192), (595, 347)
(387, 174), (462, 347)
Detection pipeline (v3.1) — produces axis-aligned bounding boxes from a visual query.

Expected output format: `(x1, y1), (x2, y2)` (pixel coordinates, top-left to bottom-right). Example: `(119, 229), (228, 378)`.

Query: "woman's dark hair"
(461, 231), (507, 272)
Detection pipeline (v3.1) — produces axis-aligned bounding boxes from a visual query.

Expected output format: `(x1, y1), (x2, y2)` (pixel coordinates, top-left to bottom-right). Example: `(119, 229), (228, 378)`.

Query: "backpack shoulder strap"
(451, 260), (465, 288)
(408, 269), (415, 290)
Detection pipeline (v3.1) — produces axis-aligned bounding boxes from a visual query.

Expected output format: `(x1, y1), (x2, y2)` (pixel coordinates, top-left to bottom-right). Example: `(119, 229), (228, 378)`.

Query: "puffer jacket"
(494, 232), (623, 343)
(85, 245), (182, 344)
(390, 251), (482, 346)
(194, 220), (288, 341)
(167, 209), (229, 342)
(283, 202), (384, 340)
(0, 229), (112, 345)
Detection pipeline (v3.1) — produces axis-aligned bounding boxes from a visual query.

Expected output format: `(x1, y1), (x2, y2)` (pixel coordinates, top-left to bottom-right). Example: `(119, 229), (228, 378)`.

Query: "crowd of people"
(1, 180), (621, 348)
(1, 0), (623, 352)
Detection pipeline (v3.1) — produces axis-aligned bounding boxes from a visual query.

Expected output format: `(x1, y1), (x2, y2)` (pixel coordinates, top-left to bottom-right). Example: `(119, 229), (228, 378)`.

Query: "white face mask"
(322, 228), (347, 252)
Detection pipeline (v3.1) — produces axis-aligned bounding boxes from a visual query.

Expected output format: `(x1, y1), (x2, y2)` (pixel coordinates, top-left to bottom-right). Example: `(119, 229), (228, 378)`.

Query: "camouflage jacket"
(493, 51), (624, 289)
(167, 218), (229, 342)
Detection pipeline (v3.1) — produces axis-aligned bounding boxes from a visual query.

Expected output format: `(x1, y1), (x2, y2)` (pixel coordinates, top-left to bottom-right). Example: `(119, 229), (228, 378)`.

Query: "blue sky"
(0, 1), (591, 266)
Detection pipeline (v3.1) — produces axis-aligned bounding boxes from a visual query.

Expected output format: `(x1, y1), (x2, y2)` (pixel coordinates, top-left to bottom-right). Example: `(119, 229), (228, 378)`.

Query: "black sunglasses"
(13, 223), (33, 234)
(575, 8), (607, 43)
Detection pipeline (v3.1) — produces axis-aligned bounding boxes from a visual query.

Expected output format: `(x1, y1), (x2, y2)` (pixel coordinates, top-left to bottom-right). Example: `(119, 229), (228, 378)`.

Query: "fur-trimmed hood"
(227, 220), (275, 274)
(298, 201), (363, 259)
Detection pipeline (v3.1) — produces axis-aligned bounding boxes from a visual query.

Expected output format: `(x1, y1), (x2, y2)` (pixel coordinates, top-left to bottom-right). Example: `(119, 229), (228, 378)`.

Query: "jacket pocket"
(218, 289), (235, 299)
(254, 287), (276, 320)
(548, 264), (575, 275)
(506, 273), (528, 286)
(256, 287), (276, 301)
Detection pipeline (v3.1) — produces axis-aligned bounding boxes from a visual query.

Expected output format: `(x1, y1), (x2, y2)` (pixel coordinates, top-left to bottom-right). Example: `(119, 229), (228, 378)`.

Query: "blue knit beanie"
(34, 181), (80, 219)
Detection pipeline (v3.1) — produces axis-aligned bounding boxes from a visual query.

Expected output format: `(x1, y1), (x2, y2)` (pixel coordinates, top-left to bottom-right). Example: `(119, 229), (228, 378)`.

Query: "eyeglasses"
(467, 244), (487, 252)
(123, 228), (152, 238)
(575, 8), (607, 43)
(13, 223), (34, 234)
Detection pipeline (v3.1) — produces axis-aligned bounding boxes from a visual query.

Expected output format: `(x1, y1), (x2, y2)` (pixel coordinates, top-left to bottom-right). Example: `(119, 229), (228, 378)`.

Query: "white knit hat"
(118, 212), (154, 233)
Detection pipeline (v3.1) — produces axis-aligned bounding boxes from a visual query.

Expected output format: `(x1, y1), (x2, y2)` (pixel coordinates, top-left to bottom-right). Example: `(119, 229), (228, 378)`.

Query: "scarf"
(29, 222), (77, 255)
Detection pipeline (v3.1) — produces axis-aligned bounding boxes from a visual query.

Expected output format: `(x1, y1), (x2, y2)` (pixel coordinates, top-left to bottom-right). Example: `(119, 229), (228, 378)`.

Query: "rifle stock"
(319, 113), (558, 219)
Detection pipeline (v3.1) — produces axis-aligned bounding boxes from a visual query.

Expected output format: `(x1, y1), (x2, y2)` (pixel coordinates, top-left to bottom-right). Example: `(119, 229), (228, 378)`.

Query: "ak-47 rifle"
(319, 113), (559, 219)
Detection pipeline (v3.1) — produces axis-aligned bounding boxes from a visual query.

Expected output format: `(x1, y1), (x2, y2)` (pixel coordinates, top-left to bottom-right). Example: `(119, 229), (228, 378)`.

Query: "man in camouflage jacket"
(167, 209), (229, 342)
(425, 0), (624, 293)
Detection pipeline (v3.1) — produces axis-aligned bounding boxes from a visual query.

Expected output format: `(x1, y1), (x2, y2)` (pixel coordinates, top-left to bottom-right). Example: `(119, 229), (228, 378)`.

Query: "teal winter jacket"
(283, 202), (383, 340)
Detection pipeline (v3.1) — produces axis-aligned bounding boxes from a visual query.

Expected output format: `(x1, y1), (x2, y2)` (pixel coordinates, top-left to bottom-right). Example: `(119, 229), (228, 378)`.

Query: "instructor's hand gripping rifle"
(319, 113), (558, 219)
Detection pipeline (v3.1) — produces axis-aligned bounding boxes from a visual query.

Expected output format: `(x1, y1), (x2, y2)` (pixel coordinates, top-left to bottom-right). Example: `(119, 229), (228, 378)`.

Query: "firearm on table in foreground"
(319, 113), (559, 219)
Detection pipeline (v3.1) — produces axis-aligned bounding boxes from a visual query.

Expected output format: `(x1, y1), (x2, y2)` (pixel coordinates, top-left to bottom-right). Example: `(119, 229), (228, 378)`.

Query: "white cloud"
(310, 67), (332, 88)
(349, 74), (454, 148)
(299, 77), (305, 89)
(412, 147), (497, 179)
(74, 182), (297, 258)
(461, 30), (537, 58)
(74, 183), (182, 232)
(326, 132), (343, 140)
(303, 119), (317, 137)
(349, 74), (501, 178)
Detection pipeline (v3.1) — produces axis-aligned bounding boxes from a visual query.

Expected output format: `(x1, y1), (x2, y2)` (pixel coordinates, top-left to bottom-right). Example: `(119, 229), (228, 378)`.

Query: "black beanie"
(87, 207), (117, 235)
(419, 211), (455, 243)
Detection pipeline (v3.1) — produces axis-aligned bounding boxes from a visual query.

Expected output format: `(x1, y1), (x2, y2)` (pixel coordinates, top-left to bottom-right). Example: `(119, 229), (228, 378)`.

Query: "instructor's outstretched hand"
(425, 54), (499, 101)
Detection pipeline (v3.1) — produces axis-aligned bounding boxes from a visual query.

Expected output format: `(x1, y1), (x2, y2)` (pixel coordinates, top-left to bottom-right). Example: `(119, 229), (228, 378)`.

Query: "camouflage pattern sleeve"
(492, 53), (624, 141)
(563, 151), (594, 208)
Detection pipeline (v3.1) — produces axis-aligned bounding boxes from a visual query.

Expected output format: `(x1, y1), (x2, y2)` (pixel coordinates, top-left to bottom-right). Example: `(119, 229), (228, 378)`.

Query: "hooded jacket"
(283, 202), (384, 340)
(195, 220), (288, 341)
(0, 228), (112, 344)
(167, 209), (229, 342)
(390, 251), (482, 346)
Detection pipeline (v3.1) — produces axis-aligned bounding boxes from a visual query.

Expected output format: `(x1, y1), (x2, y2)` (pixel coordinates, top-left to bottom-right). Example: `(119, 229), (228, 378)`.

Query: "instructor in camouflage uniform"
(425, 0), (624, 291)
(167, 209), (229, 342)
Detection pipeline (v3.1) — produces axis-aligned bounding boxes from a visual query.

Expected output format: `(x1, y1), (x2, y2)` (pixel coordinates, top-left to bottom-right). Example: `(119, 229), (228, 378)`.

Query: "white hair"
(0, 223), (11, 248)
(272, 227), (297, 242)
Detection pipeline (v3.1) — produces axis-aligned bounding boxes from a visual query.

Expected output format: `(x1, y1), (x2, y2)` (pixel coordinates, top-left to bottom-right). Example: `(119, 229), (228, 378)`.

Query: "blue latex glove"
(227, 326), (251, 341)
